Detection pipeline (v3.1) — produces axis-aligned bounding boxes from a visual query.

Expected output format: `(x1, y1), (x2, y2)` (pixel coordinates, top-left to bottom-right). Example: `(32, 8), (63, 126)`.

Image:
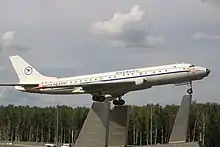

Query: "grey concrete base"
(74, 102), (130, 147)
(75, 94), (200, 147)
(132, 141), (202, 147)
(74, 102), (110, 147)
(169, 95), (192, 143)
(108, 105), (130, 146)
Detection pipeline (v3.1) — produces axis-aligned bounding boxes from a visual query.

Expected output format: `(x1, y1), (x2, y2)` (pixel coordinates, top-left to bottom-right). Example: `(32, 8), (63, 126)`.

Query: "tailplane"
(9, 55), (56, 83)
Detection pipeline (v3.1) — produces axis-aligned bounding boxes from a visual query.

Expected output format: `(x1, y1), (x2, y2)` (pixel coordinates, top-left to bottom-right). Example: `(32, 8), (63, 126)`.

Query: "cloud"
(0, 66), (6, 71)
(0, 0), (218, 106)
(0, 31), (29, 52)
(90, 5), (166, 48)
(191, 32), (220, 40)
(1, 31), (16, 48)
(200, 0), (220, 6)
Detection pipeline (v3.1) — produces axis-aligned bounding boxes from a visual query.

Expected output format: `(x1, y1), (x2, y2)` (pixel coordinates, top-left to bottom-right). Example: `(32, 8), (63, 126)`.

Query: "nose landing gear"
(187, 88), (193, 95)
(187, 82), (193, 95)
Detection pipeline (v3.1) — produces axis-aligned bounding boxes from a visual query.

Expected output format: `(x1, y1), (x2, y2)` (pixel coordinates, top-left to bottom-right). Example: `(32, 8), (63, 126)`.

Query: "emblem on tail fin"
(24, 66), (33, 75)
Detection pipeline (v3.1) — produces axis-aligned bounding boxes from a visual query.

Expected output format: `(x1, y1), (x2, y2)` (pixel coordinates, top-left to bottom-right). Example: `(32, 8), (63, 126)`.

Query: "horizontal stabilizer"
(0, 83), (38, 87)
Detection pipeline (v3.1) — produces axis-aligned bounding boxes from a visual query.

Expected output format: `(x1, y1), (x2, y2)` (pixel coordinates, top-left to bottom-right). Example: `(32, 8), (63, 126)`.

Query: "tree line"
(0, 102), (219, 147)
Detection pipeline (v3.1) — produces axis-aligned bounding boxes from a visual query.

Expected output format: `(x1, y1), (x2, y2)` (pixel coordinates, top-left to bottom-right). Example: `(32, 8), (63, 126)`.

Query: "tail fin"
(9, 55), (54, 83)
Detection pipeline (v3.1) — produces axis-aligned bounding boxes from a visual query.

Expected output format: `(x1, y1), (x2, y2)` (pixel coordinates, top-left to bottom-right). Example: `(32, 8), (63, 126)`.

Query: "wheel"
(113, 100), (119, 105)
(187, 88), (193, 95)
(92, 95), (99, 101)
(118, 99), (125, 105)
(98, 96), (105, 102)
(113, 99), (125, 105)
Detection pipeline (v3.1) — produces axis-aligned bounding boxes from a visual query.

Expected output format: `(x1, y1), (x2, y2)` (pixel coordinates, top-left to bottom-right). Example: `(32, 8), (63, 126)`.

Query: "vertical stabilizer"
(9, 55), (55, 83)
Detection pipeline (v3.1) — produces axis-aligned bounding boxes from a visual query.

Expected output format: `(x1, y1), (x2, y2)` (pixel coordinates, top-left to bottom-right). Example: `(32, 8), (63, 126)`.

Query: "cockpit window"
(189, 64), (195, 67)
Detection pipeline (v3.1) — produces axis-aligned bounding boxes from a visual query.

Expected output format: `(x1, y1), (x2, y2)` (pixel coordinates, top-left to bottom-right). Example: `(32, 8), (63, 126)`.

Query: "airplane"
(0, 55), (210, 105)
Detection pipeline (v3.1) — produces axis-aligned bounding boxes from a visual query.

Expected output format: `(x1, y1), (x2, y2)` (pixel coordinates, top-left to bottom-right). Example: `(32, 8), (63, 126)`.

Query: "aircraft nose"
(206, 68), (211, 76)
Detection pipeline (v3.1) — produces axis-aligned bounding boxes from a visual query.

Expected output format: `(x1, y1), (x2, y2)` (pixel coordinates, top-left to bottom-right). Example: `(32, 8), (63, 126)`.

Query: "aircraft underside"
(23, 78), (195, 106)
(90, 81), (194, 106)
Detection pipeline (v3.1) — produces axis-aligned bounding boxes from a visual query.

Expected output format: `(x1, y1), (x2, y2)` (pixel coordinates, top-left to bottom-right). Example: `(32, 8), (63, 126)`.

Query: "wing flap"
(33, 80), (135, 90)
(32, 78), (150, 92)
(81, 81), (135, 92)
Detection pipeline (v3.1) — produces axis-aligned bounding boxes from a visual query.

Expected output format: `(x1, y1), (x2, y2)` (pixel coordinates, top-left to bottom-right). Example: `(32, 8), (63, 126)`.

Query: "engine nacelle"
(15, 86), (26, 92)
(135, 78), (146, 85)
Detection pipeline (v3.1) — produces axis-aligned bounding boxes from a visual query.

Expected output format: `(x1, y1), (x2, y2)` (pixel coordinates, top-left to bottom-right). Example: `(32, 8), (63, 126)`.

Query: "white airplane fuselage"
(15, 63), (210, 100)
(0, 55), (210, 105)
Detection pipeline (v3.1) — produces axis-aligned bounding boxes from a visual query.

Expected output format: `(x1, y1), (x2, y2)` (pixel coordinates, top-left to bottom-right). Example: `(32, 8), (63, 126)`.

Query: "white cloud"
(0, 31), (29, 52)
(91, 5), (145, 35)
(191, 32), (220, 40)
(90, 5), (166, 48)
(1, 31), (16, 48)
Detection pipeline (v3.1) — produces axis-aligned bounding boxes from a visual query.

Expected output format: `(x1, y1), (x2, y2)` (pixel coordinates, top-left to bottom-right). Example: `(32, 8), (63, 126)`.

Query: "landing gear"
(113, 97), (125, 106)
(92, 95), (125, 106)
(92, 95), (105, 102)
(187, 82), (193, 95)
(187, 88), (193, 95)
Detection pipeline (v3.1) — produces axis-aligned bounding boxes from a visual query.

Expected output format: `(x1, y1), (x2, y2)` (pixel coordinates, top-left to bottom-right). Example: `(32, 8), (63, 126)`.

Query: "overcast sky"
(0, 0), (219, 107)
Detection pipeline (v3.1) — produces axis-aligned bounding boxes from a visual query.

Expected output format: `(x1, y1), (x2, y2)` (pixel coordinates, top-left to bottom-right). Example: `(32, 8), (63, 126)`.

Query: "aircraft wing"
(33, 78), (149, 91)
(34, 80), (133, 89)
(78, 81), (137, 94)
(78, 80), (137, 90)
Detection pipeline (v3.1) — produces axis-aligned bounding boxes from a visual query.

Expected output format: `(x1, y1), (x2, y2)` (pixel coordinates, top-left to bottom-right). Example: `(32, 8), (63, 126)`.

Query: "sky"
(0, 0), (219, 107)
